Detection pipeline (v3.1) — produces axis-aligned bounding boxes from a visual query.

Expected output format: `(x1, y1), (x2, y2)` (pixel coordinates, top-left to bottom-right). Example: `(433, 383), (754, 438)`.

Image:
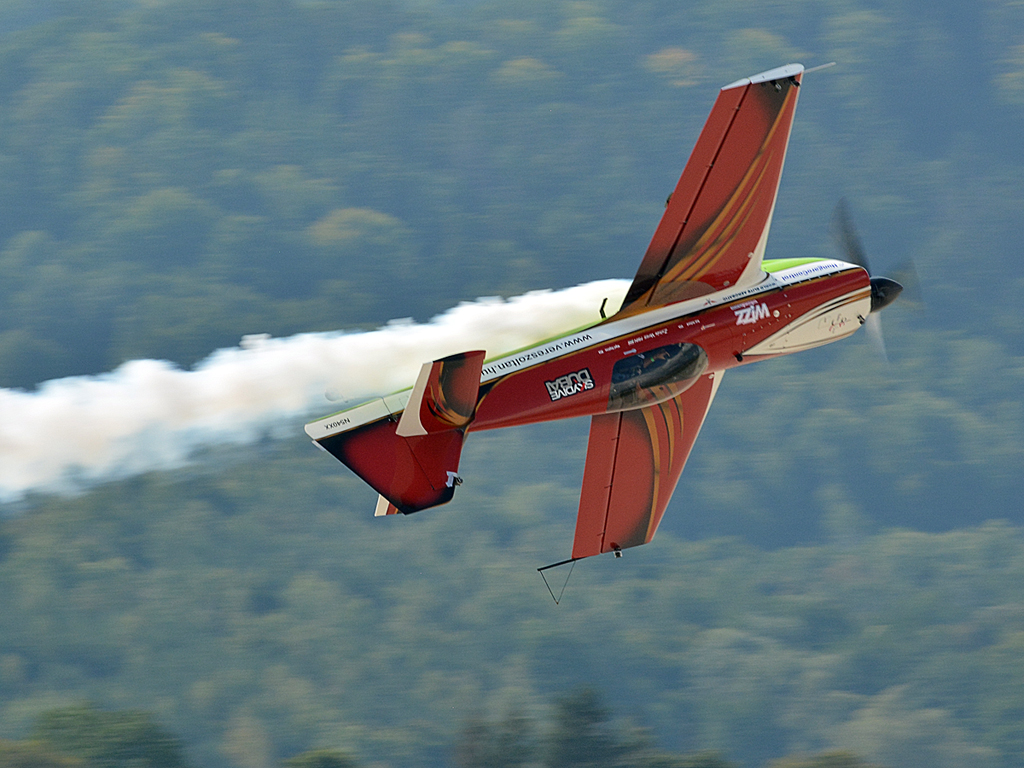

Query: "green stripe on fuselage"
(763, 257), (824, 273)
(487, 262), (830, 365)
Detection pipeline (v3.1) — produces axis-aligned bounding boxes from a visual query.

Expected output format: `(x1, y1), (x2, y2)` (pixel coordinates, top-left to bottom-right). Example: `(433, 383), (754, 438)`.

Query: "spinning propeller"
(830, 199), (906, 361)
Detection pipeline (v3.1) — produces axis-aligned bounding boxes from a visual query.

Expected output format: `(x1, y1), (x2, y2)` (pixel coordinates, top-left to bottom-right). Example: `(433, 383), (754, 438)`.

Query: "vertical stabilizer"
(313, 350), (485, 514)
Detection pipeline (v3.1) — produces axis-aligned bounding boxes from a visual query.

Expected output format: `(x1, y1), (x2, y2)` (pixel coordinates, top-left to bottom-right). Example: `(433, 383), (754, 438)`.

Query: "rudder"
(315, 351), (485, 514)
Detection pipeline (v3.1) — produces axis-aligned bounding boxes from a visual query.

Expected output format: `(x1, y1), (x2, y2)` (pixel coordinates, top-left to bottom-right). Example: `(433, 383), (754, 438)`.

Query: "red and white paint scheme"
(305, 64), (902, 565)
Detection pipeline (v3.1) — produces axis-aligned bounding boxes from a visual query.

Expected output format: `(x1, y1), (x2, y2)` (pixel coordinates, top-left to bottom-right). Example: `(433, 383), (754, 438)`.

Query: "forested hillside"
(1, 0), (1023, 767)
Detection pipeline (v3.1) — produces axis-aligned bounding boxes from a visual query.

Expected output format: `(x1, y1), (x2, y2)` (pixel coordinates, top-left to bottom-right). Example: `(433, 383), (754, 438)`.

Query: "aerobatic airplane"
(305, 63), (902, 567)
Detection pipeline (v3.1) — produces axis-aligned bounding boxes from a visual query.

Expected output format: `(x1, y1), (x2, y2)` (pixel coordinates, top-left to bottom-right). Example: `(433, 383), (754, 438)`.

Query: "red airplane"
(305, 63), (902, 566)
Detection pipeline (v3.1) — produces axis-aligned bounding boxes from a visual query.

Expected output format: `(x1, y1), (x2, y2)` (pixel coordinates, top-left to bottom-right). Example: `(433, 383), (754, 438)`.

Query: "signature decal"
(819, 312), (855, 335)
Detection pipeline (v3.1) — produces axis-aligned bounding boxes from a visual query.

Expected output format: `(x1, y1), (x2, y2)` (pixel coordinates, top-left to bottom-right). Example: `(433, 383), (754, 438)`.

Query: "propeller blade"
(829, 199), (904, 363)
(863, 312), (889, 364)
(891, 258), (923, 306)
(830, 198), (871, 275)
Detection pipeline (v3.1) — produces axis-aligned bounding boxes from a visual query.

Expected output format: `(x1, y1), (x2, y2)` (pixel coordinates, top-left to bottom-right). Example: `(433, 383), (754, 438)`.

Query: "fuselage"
(305, 257), (871, 443)
(468, 258), (870, 431)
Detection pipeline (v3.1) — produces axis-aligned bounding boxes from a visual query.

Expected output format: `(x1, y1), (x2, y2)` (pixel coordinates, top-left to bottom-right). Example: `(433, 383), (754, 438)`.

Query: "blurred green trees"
(0, 698), (888, 768)
(1, 0), (1020, 383)
(0, 434), (1018, 767)
(0, 739), (83, 768)
(30, 705), (189, 768)
(767, 755), (881, 768)
(454, 689), (738, 768)
(282, 751), (359, 768)
(455, 709), (535, 768)
(545, 689), (624, 768)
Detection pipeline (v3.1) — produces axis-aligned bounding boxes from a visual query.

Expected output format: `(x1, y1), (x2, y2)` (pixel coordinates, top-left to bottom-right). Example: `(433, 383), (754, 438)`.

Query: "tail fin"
(313, 351), (485, 514)
(397, 350), (484, 436)
(618, 64), (804, 316)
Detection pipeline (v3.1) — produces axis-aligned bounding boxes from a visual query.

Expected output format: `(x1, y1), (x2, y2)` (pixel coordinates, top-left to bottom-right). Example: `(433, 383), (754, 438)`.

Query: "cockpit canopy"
(608, 342), (708, 412)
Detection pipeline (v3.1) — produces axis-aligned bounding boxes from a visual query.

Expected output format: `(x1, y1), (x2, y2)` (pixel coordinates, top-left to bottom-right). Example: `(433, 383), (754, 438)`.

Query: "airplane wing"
(570, 372), (722, 560)
(618, 64), (804, 315)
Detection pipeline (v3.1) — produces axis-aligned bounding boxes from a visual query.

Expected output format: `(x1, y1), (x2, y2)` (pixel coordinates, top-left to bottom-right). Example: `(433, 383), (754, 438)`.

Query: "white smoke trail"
(0, 280), (628, 502)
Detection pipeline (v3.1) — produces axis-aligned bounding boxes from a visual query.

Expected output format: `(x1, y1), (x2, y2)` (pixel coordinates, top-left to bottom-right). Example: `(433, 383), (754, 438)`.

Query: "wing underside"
(570, 372), (723, 560)
(618, 64), (803, 315)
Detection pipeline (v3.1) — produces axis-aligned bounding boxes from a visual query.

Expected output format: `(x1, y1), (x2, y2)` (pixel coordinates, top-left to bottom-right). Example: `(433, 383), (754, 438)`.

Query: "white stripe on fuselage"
(479, 259), (855, 381)
(306, 259), (857, 439)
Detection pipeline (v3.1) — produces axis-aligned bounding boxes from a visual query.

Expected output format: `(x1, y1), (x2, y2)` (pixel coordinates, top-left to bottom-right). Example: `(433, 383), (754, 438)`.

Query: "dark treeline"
(0, 434), (1020, 767)
(0, 696), (883, 768)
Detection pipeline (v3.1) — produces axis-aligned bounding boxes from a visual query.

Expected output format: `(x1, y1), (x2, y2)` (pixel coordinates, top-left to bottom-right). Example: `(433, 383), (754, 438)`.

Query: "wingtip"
(722, 63), (804, 91)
